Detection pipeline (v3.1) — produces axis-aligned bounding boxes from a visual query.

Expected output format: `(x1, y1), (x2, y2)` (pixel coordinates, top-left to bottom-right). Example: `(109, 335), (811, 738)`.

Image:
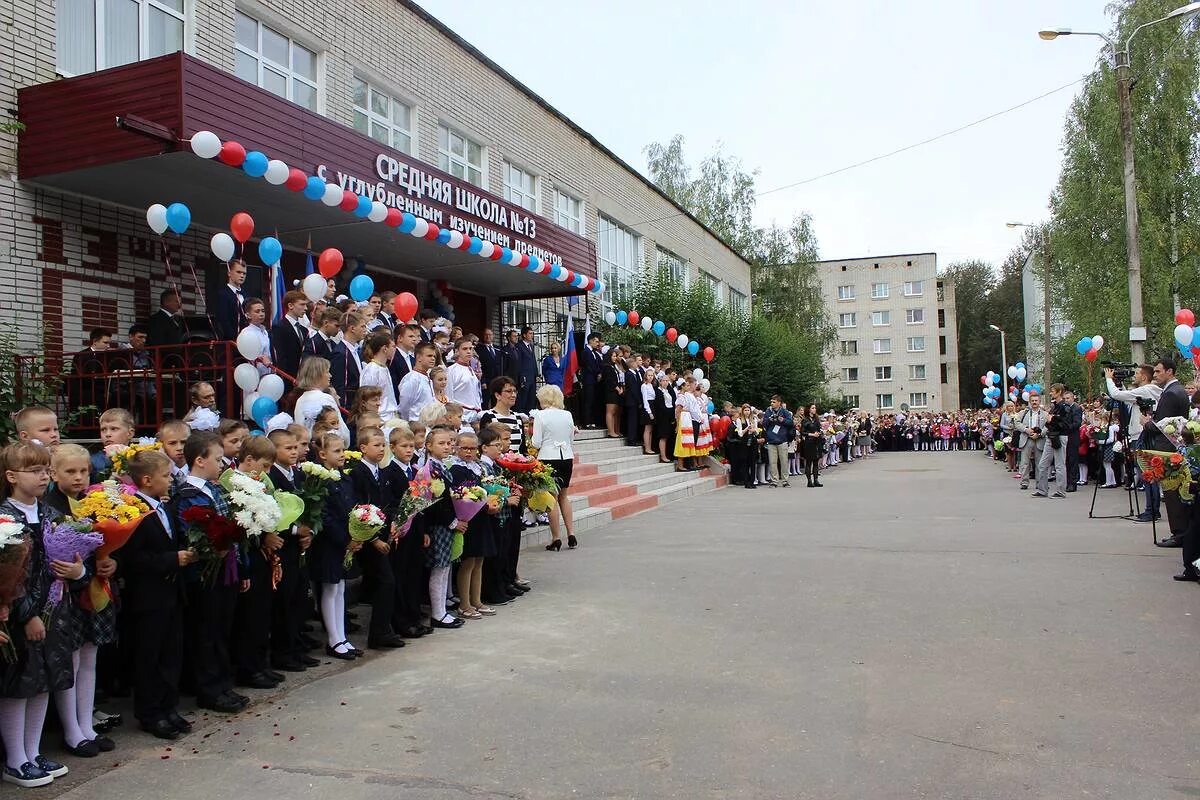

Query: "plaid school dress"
(423, 460), (456, 568)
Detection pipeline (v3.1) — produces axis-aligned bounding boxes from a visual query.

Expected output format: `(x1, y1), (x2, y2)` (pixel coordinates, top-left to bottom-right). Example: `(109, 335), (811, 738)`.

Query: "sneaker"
(2, 763), (51, 788)
(1031, 491), (1047, 498)
(33, 756), (67, 779)
(1051, 492), (1067, 499)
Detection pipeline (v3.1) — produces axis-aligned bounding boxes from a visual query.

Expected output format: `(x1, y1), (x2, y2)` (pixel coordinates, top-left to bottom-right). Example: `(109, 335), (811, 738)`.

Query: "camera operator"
(1014, 393), (1047, 490)
(1137, 356), (1191, 543)
(1033, 384), (1070, 498)
(1104, 364), (1161, 496)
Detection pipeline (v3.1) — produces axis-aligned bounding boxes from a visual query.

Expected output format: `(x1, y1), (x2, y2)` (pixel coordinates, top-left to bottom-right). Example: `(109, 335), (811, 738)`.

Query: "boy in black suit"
(382, 425), (428, 638)
(302, 307), (342, 360)
(348, 427), (406, 649)
(270, 290), (310, 390)
(213, 259), (248, 342)
(122, 450), (197, 740)
(266, 428), (317, 672)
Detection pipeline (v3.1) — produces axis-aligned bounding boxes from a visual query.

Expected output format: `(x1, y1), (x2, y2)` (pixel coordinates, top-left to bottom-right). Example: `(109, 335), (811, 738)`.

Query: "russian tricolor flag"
(563, 313), (579, 396)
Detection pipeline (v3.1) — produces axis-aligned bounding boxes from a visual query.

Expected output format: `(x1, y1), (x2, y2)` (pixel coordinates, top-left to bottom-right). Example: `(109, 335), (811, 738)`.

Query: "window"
(701, 272), (723, 305)
(839, 340), (858, 356)
(235, 11), (318, 111)
(351, 77), (412, 154)
(909, 364), (927, 380)
(873, 338), (891, 354)
(871, 282), (889, 299)
(907, 336), (926, 352)
(936, 281), (945, 302)
(910, 392), (929, 408)
(58, 0), (186, 76)
(503, 162), (539, 212)
(876, 393), (894, 409)
(906, 308), (924, 324)
(842, 368), (859, 383)
(837, 285), (855, 301)
(939, 335), (947, 355)
(938, 308), (946, 328)
(554, 190), (583, 234)
(842, 395), (860, 408)
(658, 248), (688, 289)
(839, 313), (857, 328)
(438, 124), (484, 187)
(904, 280), (924, 297)
(940, 363), (949, 383)
(597, 214), (641, 311)
(729, 288), (748, 317)
(871, 310), (890, 326)
(875, 366), (892, 381)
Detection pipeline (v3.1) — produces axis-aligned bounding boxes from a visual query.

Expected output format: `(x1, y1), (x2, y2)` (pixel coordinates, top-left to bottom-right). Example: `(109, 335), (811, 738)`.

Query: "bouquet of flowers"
(495, 453), (539, 473)
(220, 469), (283, 543)
(500, 458), (558, 512)
(391, 471), (442, 541)
(72, 481), (151, 612)
(342, 450), (363, 476)
(480, 477), (515, 503)
(1135, 448), (1198, 501)
(180, 505), (245, 586)
(0, 516), (31, 662)
(346, 504), (385, 568)
(42, 518), (104, 619)
(448, 485), (488, 561)
(109, 441), (162, 478)
(296, 461), (341, 537)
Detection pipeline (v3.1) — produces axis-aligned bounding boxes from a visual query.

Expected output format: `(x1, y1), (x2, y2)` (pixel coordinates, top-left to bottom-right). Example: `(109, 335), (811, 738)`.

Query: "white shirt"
(295, 389), (350, 443)
(640, 383), (656, 415)
(531, 407), (575, 460)
(344, 338), (364, 373)
(397, 370), (436, 422)
(445, 362), (482, 411)
(185, 475), (214, 499)
(359, 361), (399, 421)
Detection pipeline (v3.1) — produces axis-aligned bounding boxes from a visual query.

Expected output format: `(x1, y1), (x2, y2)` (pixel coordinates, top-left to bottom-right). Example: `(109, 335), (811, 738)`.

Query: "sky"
(420, 0), (1116, 270)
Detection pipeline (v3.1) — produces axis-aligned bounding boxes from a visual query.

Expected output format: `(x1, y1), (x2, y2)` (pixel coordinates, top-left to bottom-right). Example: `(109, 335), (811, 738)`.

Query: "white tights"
(320, 581), (352, 654)
(429, 566), (451, 622)
(1104, 463), (1116, 486)
(54, 644), (99, 747)
(0, 693), (49, 769)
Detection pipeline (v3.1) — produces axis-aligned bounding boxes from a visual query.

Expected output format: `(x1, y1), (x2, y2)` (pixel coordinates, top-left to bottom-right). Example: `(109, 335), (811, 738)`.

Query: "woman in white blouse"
(532, 384), (578, 550)
(358, 331), (398, 421)
(292, 356), (350, 444)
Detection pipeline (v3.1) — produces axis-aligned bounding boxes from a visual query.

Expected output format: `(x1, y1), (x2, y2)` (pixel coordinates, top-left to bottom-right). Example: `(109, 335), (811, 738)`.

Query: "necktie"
(296, 321), (306, 344)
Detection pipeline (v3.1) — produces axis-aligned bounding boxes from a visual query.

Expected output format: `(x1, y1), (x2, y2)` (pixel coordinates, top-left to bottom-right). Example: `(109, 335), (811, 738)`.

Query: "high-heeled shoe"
(545, 539), (562, 551)
(567, 534), (578, 549)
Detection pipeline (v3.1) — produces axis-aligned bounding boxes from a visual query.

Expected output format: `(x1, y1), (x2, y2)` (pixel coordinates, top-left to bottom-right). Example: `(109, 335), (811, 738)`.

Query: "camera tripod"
(1087, 410), (1148, 540)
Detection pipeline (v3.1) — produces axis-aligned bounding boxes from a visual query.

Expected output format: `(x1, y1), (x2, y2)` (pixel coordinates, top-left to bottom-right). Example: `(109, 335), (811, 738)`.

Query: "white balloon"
(604, 311), (617, 325)
(368, 201), (388, 223)
(1021, 391), (1031, 401)
(692, 368), (704, 380)
(242, 391), (262, 420)
(508, 250), (524, 267)
(641, 317), (653, 331)
(478, 240), (495, 259)
(190, 130), (221, 159)
(1092, 335), (1105, 351)
(302, 273), (327, 304)
(233, 363), (260, 392)
(411, 217), (429, 238)
(210, 232), (235, 262)
(700, 379), (710, 392)
(447, 230), (464, 248)
(264, 159), (289, 185)
(1007, 366), (1017, 378)
(236, 328), (264, 361)
(146, 204), (168, 235)
(555, 268), (571, 282)
(1016, 367), (1027, 380)
(321, 183), (343, 206)
(257, 373), (285, 402)
(677, 334), (689, 350)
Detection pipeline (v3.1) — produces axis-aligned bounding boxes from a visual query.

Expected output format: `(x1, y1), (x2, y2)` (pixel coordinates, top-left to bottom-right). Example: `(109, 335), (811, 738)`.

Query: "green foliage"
(0, 322), (85, 445)
(944, 254), (1030, 407)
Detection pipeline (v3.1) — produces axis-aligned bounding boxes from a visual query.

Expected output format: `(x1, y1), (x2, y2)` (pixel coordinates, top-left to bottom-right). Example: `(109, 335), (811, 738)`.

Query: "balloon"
(604, 311), (617, 325)
(628, 311), (640, 326)
(233, 363), (260, 392)
(688, 341), (700, 356)
(1007, 366), (1017, 378)
(303, 176), (326, 200)
(385, 208), (403, 227)
(264, 159), (289, 185)
(1092, 335), (1105, 351)
(242, 391), (262, 420)
(615, 310), (628, 326)
(1086, 349), (1098, 362)
(677, 334), (689, 350)
(321, 183), (344, 207)
(257, 236), (282, 266)
(448, 230), (465, 249)
(981, 375), (989, 386)
(478, 241), (495, 259)
(165, 203), (190, 234)
(230, 212), (254, 243)
(641, 316), (653, 331)
(257, 373), (285, 402)
(426, 224), (443, 243)
(1016, 366), (1027, 381)
(666, 327), (678, 343)
(653, 321), (666, 336)
(1174, 325), (1192, 348)
(1022, 391), (1031, 401)
(190, 130), (221, 159)
(548, 265), (563, 280)
(236, 328), (264, 360)
(210, 232), (235, 262)
(692, 368), (704, 380)
(436, 228), (452, 245)
(1177, 309), (1195, 327)
(317, 248), (343, 278)
(349, 274), (374, 302)
(1075, 336), (1092, 354)
(393, 292), (418, 323)
(145, 204), (168, 235)
(992, 374), (1001, 386)
(411, 217), (429, 238)
(241, 150), (268, 178)
(700, 379), (710, 392)
(250, 396), (278, 427)
(703, 346), (715, 363)
(467, 236), (483, 254)
(368, 201), (388, 223)
(302, 273), (327, 304)
(218, 140), (246, 167)
(285, 168), (308, 191)
(706, 400), (715, 414)
(350, 196), (370, 218)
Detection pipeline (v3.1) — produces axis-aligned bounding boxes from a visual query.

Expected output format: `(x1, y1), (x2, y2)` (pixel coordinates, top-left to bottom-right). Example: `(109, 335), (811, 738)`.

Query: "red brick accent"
(34, 216), (65, 264)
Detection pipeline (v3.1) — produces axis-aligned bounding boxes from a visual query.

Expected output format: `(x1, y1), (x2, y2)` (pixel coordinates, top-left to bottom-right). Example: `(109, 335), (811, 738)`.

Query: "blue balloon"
(571, 273), (585, 288)
(349, 274), (374, 302)
(500, 247), (513, 263)
(398, 213), (416, 234)
(526, 256), (541, 272)
(652, 321), (666, 336)
(257, 236), (282, 266)
(467, 236), (483, 254)
(165, 202), (190, 234)
(1076, 337), (1092, 355)
(242, 150), (269, 178)
(548, 265), (562, 280)
(615, 310), (628, 326)
(436, 228), (452, 245)
(304, 176), (326, 200)
(250, 396), (277, 427)
(1015, 362), (1025, 369)
(354, 196), (372, 218)
(706, 400), (715, 414)
(687, 341), (699, 356)
(250, 429), (264, 437)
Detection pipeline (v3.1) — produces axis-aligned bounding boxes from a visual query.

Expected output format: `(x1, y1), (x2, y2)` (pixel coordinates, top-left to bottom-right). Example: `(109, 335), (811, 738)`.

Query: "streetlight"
(989, 324), (1008, 400)
(1006, 221), (1052, 386)
(1038, 1), (1200, 364)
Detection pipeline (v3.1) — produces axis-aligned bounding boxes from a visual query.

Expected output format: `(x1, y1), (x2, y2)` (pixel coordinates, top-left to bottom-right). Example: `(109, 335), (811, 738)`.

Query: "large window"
(938, 308), (946, 328)
(235, 11), (318, 111)
(906, 308), (924, 324)
(701, 271), (723, 305)
(842, 368), (859, 383)
(58, 0), (186, 76)
(873, 338), (891, 354)
(910, 392), (929, 408)
(871, 310), (890, 326)
(871, 282), (889, 299)
(729, 288), (748, 317)
(907, 336), (926, 353)
(597, 215), (641, 311)
(939, 335), (947, 355)
(657, 247), (688, 289)
(875, 366), (892, 381)
(843, 394), (860, 408)
(554, 190), (583, 234)
(438, 125), (484, 187)
(837, 285), (855, 301)
(839, 313), (857, 329)
(904, 280), (924, 297)
(909, 364), (927, 380)
(503, 162), (539, 212)
(840, 340), (858, 356)
(876, 393), (894, 410)
(352, 78), (412, 154)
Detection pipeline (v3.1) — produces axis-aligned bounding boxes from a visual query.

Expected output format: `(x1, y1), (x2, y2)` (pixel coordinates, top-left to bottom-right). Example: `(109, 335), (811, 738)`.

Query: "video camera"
(1102, 360), (1138, 385)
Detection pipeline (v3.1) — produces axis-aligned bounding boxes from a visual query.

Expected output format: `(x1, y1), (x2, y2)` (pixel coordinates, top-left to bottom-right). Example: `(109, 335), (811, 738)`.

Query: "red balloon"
(424, 224), (440, 241)
(317, 248), (343, 278)
(218, 141), (246, 167)
(1085, 350), (1098, 362)
(339, 190), (358, 212)
(666, 327), (678, 343)
(518, 253), (531, 268)
(385, 208), (403, 227)
(457, 235), (474, 251)
(393, 292), (419, 323)
(230, 212), (254, 243)
(628, 311), (640, 326)
(1177, 308), (1195, 326)
(285, 168), (308, 191)
(703, 346), (715, 363)
(488, 246), (505, 261)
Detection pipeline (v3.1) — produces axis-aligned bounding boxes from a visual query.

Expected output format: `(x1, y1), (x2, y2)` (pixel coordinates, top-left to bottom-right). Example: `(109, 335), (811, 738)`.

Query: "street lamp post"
(989, 324), (1008, 398)
(1038, 2), (1200, 364)
(1006, 221), (1051, 386)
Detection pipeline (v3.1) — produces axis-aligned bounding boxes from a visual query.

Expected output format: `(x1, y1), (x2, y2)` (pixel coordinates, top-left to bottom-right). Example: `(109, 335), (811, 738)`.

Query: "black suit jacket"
(348, 460), (395, 534)
(213, 285), (246, 342)
(302, 332), (337, 360)
(122, 504), (183, 613)
(329, 340), (358, 404)
(147, 308), (185, 347)
(389, 349), (414, 392)
(378, 312), (396, 332)
(501, 343), (521, 380)
(478, 343), (503, 387)
(622, 368), (640, 407)
(582, 347), (604, 385)
(271, 317), (308, 381)
(1144, 380), (1191, 450)
(268, 464), (298, 494)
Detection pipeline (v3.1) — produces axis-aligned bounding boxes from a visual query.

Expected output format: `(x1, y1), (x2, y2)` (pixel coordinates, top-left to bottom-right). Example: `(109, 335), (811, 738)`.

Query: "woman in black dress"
(650, 373), (676, 463)
(602, 349), (623, 439)
(801, 403), (825, 487)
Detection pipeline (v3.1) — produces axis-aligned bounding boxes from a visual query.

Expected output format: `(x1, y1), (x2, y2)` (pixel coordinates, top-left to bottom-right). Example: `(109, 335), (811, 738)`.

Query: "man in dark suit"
(501, 330), (521, 383)
(581, 333), (606, 429)
(378, 291), (397, 332)
(147, 288), (186, 347)
(515, 326), (538, 413)
(213, 260), (248, 342)
(332, 310), (366, 407)
(269, 290), (310, 390)
(418, 309), (438, 343)
(1140, 356), (1191, 545)
(477, 328), (503, 390)
(622, 354), (641, 446)
(1063, 390), (1084, 492)
(388, 323), (420, 394)
(302, 307), (342, 360)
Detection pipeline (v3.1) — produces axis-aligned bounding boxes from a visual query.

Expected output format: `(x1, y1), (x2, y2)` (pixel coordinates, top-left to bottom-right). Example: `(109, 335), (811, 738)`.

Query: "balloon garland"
(980, 364), (1040, 407)
(187, 130), (605, 295)
(1172, 308), (1200, 370)
(601, 309), (716, 364)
